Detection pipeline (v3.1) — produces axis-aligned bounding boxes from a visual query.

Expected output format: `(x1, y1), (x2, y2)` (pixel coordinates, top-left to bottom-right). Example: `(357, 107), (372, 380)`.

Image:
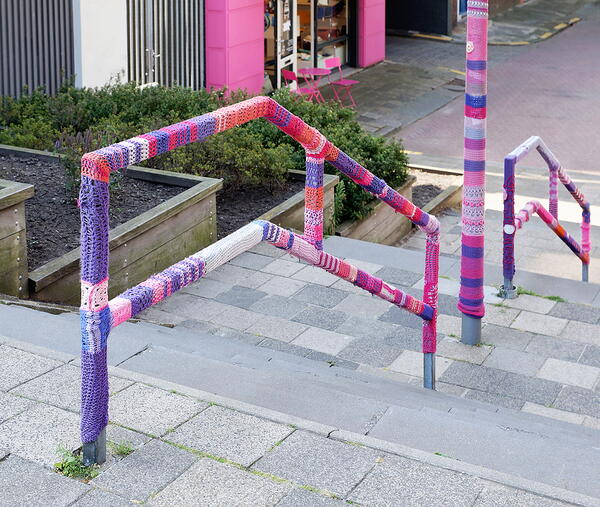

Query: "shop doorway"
(265, 0), (356, 89)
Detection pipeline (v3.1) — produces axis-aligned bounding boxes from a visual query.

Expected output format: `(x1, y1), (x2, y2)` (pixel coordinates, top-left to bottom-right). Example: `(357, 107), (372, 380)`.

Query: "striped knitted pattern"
(502, 136), (591, 287)
(80, 96), (441, 444)
(459, 0), (488, 318)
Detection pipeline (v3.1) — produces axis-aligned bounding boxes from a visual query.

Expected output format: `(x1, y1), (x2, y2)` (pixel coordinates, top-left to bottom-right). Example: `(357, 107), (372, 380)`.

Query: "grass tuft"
(54, 447), (99, 481)
(108, 440), (135, 457)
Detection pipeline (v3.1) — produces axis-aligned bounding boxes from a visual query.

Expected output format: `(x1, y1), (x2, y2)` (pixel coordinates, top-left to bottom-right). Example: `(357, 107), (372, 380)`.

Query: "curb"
(390, 16), (581, 46)
(2, 333), (599, 506)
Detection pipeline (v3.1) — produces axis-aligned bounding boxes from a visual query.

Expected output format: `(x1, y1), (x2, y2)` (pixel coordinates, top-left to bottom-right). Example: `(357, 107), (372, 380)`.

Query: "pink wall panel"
(358, 0), (386, 68)
(205, 0), (264, 93)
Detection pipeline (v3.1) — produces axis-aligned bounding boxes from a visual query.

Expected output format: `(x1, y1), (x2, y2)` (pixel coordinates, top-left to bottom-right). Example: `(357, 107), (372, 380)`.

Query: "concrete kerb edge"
(1, 334), (597, 506)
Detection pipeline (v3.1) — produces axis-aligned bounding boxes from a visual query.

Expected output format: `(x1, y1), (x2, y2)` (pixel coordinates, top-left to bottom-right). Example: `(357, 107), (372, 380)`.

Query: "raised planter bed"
(336, 175), (416, 246)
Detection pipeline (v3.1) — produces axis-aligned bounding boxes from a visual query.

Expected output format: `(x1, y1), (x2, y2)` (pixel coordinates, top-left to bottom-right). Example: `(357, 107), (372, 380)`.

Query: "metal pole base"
(582, 263), (589, 282)
(82, 428), (106, 466)
(423, 353), (435, 390)
(499, 278), (517, 299)
(460, 313), (481, 346)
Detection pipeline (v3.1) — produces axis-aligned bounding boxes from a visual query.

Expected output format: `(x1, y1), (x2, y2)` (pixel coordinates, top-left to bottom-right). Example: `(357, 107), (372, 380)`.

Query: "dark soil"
(0, 154), (305, 270)
(412, 184), (443, 209)
(216, 180), (304, 239)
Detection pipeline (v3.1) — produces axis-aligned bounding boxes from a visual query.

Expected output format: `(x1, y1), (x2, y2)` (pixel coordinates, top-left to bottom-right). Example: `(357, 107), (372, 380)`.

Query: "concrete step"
(2, 302), (599, 499)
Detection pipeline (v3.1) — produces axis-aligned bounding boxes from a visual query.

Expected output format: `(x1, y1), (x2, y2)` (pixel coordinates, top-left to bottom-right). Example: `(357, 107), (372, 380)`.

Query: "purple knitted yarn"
(79, 176), (109, 284)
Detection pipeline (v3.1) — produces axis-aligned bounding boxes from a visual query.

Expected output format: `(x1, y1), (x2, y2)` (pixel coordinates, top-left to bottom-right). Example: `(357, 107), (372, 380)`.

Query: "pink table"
(298, 68), (331, 103)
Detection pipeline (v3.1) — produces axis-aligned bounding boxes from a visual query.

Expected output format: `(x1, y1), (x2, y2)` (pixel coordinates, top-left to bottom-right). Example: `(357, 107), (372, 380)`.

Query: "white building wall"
(73, 0), (128, 88)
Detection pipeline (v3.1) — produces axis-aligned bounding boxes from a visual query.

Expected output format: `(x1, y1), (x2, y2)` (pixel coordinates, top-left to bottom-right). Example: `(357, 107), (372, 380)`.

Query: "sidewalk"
(0, 336), (580, 506)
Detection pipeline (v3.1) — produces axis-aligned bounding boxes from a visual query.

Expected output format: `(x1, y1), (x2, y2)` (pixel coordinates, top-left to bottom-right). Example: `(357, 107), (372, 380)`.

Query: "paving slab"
(151, 458), (291, 507)
(525, 335), (586, 363)
(537, 358), (600, 389)
(374, 266), (423, 287)
(440, 362), (509, 392)
(389, 350), (452, 380)
(166, 405), (293, 467)
(109, 383), (207, 436)
(335, 315), (402, 341)
(348, 454), (483, 507)
(262, 258), (305, 277)
(473, 480), (567, 507)
(152, 292), (228, 321)
(250, 295), (308, 319)
(579, 345), (600, 368)
(553, 386), (600, 418)
(560, 320), (600, 346)
(484, 305), (521, 327)
(0, 345), (62, 391)
(206, 264), (259, 284)
(215, 285), (267, 309)
(436, 338), (493, 364)
(292, 306), (348, 331)
(549, 302), (600, 324)
(253, 431), (380, 497)
(464, 390), (525, 410)
(483, 348), (546, 376)
(436, 314), (462, 337)
(436, 293), (462, 318)
(522, 402), (586, 425)
(292, 328), (355, 356)
(291, 265), (339, 286)
(12, 364), (133, 412)
(246, 315), (308, 343)
(292, 284), (349, 308)
(249, 242), (286, 258)
(338, 336), (407, 368)
(0, 391), (34, 423)
(229, 251), (274, 270)
(0, 455), (90, 507)
(503, 294), (556, 314)
(333, 293), (391, 319)
(257, 275), (306, 297)
(277, 487), (342, 506)
(511, 312), (568, 337)
(180, 278), (231, 299)
(93, 439), (196, 502)
(378, 306), (423, 329)
(72, 488), (130, 506)
(492, 371), (563, 406)
(481, 324), (534, 350)
(0, 403), (80, 465)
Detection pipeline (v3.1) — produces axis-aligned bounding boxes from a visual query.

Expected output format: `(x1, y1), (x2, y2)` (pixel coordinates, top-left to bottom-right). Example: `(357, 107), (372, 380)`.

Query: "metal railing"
(501, 136), (591, 298)
(79, 96), (440, 464)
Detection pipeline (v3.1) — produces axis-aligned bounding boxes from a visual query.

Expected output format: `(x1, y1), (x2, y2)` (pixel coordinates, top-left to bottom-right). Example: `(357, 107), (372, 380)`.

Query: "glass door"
(276, 0), (297, 88)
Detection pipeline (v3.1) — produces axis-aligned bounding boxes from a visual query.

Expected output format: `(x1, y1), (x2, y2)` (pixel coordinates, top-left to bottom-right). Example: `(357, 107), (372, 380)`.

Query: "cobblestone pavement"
(0, 337), (581, 506)
(135, 238), (600, 432)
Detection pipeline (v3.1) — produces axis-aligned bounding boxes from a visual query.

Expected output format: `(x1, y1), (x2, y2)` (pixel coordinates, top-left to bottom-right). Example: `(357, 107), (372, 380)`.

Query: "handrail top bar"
(79, 96), (440, 236)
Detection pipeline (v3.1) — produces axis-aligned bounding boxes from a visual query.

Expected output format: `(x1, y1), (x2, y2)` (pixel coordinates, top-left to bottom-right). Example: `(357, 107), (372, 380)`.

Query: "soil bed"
(0, 154), (306, 270)
(410, 169), (462, 209)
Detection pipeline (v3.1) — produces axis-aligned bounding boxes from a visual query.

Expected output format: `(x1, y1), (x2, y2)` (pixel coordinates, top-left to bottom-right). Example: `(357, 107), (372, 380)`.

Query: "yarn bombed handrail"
(502, 136), (591, 296)
(79, 96), (440, 463)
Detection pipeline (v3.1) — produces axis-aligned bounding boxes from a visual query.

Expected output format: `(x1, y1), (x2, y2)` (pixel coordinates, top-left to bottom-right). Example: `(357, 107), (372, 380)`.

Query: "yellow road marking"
(569, 17), (581, 24)
(405, 150), (424, 155)
(411, 33), (453, 42)
(539, 32), (554, 39)
(553, 23), (567, 30)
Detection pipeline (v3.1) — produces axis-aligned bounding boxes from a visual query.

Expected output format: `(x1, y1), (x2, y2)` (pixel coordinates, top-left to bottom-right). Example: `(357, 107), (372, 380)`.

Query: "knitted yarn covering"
(80, 96), (440, 443)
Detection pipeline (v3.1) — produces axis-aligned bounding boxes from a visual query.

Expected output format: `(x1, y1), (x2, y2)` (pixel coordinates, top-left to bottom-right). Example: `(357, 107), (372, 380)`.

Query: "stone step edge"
(2, 333), (598, 507)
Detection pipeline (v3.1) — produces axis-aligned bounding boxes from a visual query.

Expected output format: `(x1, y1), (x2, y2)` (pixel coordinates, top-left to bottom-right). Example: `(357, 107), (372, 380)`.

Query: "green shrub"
(0, 83), (408, 222)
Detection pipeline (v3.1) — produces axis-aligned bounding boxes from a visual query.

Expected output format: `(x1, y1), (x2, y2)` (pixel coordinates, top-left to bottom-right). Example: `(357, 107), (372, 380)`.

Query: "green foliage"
(0, 83), (408, 221)
(108, 440), (135, 457)
(54, 447), (99, 481)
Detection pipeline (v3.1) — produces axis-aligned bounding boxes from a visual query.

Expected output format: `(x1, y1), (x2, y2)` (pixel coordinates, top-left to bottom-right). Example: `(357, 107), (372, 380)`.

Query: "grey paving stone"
(560, 320), (600, 347)
(378, 306), (423, 329)
(12, 364), (132, 412)
(537, 358), (600, 389)
(206, 263), (258, 284)
(208, 305), (261, 331)
(553, 386), (600, 418)
(503, 294), (556, 314)
(229, 251), (274, 270)
(491, 371), (563, 406)
(0, 391), (34, 423)
(521, 402), (585, 425)
(525, 335), (586, 362)
(109, 383), (206, 436)
(483, 348), (546, 376)
(474, 480), (566, 506)
(257, 338), (312, 358)
(73, 488), (130, 506)
(332, 293), (392, 319)
(0, 403), (80, 465)
(464, 390), (525, 410)
(258, 275), (307, 297)
(93, 439), (196, 502)
(107, 424), (153, 457)
(579, 345), (600, 368)
(335, 315), (401, 341)
(375, 266), (423, 287)
(436, 293), (462, 318)
(291, 265), (338, 286)
(277, 487), (342, 506)
(481, 324), (534, 351)
(0, 345), (62, 391)
(167, 405), (293, 467)
(262, 258), (305, 277)
(436, 338), (492, 365)
(151, 458), (290, 506)
(215, 285), (267, 309)
(292, 284), (348, 308)
(338, 336), (407, 368)
(208, 326), (265, 345)
(348, 454), (482, 507)
(484, 305), (520, 327)
(293, 327), (355, 355)
(249, 242), (286, 258)
(246, 315), (308, 343)
(292, 306), (348, 331)
(250, 295), (307, 319)
(237, 270), (274, 290)
(253, 431), (380, 497)
(549, 302), (600, 324)
(154, 292), (228, 321)
(440, 362), (508, 392)
(0, 455), (90, 507)
(180, 278), (231, 299)
(511, 312), (568, 337)
(303, 351), (360, 370)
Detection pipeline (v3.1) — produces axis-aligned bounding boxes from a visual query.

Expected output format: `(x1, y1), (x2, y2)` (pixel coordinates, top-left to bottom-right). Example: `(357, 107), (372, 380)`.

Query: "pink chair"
(325, 57), (359, 108)
(282, 70), (318, 103)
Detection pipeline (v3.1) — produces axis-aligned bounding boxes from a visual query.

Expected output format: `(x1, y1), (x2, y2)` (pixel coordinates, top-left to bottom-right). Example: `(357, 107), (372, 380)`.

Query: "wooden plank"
(0, 230), (28, 298)
(0, 202), (26, 239)
(33, 216), (214, 305)
(0, 181), (34, 214)
(30, 192), (217, 289)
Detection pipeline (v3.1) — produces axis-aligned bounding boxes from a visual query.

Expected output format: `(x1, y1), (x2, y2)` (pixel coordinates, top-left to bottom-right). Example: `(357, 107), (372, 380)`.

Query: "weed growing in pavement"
(108, 440), (135, 457)
(54, 447), (99, 481)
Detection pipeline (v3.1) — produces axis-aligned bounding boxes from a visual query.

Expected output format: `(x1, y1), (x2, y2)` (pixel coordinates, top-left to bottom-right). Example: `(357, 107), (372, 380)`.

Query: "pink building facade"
(206, 0), (385, 94)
